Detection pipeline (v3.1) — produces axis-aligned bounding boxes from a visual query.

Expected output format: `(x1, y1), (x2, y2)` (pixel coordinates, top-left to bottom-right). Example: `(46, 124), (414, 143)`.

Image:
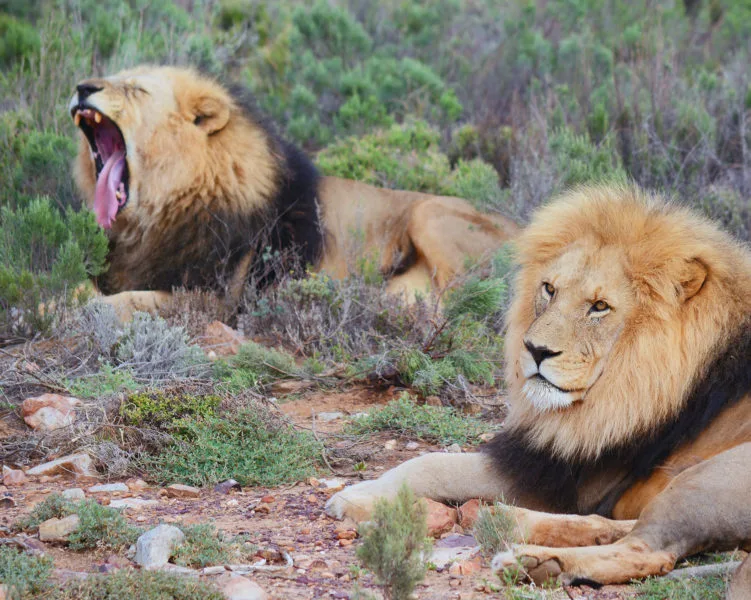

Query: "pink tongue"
(94, 151), (125, 229)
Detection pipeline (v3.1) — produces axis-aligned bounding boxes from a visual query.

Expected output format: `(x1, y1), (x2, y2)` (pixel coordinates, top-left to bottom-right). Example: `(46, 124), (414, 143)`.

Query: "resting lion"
(327, 185), (751, 585)
(68, 66), (517, 318)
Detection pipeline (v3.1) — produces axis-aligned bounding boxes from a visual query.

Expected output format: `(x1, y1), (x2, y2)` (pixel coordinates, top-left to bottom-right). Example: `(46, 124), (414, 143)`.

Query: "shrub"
(0, 546), (53, 598)
(636, 575), (727, 600)
(0, 14), (40, 68)
(356, 485), (433, 600)
(15, 494), (140, 551)
(173, 523), (255, 568)
(52, 569), (225, 600)
(230, 341), (300, 384)
(473, 503), (516, 556)
(347, 393), (489, 446)
(120, 391), (221, 428)
(141, 409), (321, 487)
(0, 197), (108, 338)
(67, 364), (140, 399)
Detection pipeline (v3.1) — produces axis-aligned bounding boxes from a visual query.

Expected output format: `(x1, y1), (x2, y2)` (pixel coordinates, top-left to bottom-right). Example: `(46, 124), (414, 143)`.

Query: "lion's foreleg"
(98, 290), (172, 321)
(325, 452), (509, 522)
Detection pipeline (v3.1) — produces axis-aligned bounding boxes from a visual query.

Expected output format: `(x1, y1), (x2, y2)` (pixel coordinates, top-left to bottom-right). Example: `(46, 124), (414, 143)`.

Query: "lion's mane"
(485, 185), (751, 515)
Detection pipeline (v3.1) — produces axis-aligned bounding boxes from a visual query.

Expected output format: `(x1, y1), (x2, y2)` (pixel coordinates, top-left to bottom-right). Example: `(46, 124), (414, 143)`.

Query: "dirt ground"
(1, 387), (644, 599)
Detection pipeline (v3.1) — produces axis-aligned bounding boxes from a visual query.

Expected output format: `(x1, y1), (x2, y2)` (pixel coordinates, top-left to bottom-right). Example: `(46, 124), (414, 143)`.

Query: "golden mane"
(504, 185), (751, 460)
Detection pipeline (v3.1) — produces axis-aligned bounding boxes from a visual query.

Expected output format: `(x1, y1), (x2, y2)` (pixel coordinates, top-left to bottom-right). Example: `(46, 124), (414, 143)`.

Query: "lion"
(326, 185), (751, 585)
(68, 65), (517, 319)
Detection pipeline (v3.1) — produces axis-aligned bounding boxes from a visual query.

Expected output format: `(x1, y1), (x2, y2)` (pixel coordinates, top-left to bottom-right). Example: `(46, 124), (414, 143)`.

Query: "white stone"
(62, 488), (86, 500)
(202, 565), (227, 575)
(429, 545), (481, 569)
(216, 573), (268, 600)
(134, 525), (185, 569)
(88, 482), (129, 493)
(405, 441), (420, 450)
(27, 453), (96, 478)
(319, 478), (346, 491)
(445, 443), (462, 453)
(316, 412), (344, 423)
(384, 439), (397, 450)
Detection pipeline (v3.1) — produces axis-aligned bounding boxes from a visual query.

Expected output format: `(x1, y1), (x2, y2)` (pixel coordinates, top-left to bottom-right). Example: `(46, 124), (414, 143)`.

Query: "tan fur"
(327, 185), (751, 584)
(71, 66), (517, 314)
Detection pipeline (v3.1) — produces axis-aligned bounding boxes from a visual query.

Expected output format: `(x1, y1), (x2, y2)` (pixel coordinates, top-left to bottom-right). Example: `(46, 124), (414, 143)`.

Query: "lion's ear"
(193, 96), (230, 135)
(676, 258), (707, 302)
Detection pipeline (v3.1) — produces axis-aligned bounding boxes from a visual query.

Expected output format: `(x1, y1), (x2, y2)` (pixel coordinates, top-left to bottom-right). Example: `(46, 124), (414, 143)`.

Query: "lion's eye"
(590, 300), (610, 313)
(193, 115), (204, 126)
(542, 282), (555, 297)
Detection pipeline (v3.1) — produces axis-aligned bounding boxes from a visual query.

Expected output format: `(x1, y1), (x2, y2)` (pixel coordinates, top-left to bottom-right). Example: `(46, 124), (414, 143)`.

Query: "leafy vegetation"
(473, 503), (517, 556)
(141, 409), (322, 487)
(172, 522), (255, 568)
(0, 546), (53, 598)
(636, 575), (727, 599)
(356, 485), (433, 600)
(348, 393), (489, 446)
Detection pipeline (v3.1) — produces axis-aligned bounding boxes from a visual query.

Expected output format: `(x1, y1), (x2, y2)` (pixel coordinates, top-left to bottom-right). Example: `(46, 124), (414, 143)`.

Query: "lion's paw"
(492, 547), (563, 585)
(324, 480), (389, 522)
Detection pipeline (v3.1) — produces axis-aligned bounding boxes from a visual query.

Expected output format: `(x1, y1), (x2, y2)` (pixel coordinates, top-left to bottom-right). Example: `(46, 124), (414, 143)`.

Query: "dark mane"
(483, 320), (751, 516)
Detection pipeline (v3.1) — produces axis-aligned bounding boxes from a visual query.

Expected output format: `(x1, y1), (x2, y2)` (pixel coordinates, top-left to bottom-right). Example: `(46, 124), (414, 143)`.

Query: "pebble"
(2, 466), (26, 487)
(423, 499), (458, 538)
(445, 443), (462, 453)
(27, 453), (96, 478)
(216, 573), (268, 600)
(166, 483), (200, 498)
(384, 439), (398, 450)
(316, 412), (344, 423)
(109, 498), (159, 511)
(22, 394), (80, 432)
(405, 441), (420, 450)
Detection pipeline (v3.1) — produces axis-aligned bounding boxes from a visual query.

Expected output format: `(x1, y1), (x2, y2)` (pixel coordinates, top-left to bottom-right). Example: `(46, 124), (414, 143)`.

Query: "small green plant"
(51, 568), (225, 600)
(14, 494), (140, 551)
(173, 523), (255, 568)
(473, 502), (517, 556)
(227, 341), (300, 386)
(348, 392), (489, 446)
(120, 391), (221, 428)
(0, 546), (53, 598)
(142, 409), (321, 487)
(356, 485), (433, 600)
(67, 364), (139, 398)
(636, 574), (727, 599)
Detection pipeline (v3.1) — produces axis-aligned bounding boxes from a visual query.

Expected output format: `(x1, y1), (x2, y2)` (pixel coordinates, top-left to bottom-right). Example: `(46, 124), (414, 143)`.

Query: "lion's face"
(519, 242), (636, 411)
(70, 66), (275, 230)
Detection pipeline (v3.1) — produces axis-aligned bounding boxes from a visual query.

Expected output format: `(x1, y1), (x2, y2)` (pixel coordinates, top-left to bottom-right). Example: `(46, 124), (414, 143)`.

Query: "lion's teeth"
(94, 112), (102, 124)
(74, 113), (81, 126)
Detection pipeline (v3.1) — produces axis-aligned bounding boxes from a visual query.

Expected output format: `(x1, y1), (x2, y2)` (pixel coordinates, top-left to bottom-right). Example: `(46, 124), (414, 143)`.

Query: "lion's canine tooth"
(94, 112), (102, 124)
(74, 113), (81, 126)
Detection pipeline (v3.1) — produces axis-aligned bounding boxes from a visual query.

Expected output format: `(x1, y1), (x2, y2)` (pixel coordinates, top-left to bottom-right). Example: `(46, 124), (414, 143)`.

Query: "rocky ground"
(0, 386), (656, 600)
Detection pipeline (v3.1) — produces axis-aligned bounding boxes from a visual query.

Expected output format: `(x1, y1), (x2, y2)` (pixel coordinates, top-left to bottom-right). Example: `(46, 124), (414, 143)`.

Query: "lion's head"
(504, 185), (751, 460)
(70, 65), (278, 230)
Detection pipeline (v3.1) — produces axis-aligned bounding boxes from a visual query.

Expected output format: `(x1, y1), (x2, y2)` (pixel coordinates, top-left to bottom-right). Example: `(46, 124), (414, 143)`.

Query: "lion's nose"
(76, 82), (103, 102)
(524, 340), (562, 367)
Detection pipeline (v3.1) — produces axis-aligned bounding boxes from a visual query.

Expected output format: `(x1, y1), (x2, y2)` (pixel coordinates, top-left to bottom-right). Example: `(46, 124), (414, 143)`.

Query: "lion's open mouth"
(71, 105), (129, 229)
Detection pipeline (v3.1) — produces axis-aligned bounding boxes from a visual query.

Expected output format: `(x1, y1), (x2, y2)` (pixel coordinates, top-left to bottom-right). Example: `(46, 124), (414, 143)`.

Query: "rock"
(166, 483), (200, 498)
(405, 441), (419, 450)
(159, 564), (198, 576)
(126, 478), (148, 491)
(445, 443), (462, 453)
(315, 411), (344, 423)
(22, 394), (79, 432)
(214, 479), (242, 494)
(216, 573), (268, 600)
(134, 524), (185, 569)
(203, 321), (246, 357)
(1, 495), (15, 508)
(88, 482), (129, 493)
(430, 535), (481, 569)
(448, 556), (483, 576)
(202, 565), (227, 575)
(109, 498), (159, 511)
(458, 499), (484, 528)
(479, 432), (495, 442)
(39, 514), (80, 542)
(423, 499), (458, 538)
(2, 466), (26, 487)
(319, 478), (345, 491)
(62, 488), (86, 501)
(27, 453), (96, 478)
(384, 439), (397, 450)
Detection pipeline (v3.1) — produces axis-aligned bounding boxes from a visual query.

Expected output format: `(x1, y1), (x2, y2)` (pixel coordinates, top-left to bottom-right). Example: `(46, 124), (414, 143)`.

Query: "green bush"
(51, 569), (225, 600)
(173, 523), (255, 568)
(0, 14), (40, 67)
(0, 197), (108, 337)
(473, 503), (517, 556)
(141, 409), (321, 487)
(348, 392), (489, 446)
(0, 546), (53, 598)
(120, 391), (221, 428)
(356, 485), (432, 600)
(15, 495), (140, 551)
